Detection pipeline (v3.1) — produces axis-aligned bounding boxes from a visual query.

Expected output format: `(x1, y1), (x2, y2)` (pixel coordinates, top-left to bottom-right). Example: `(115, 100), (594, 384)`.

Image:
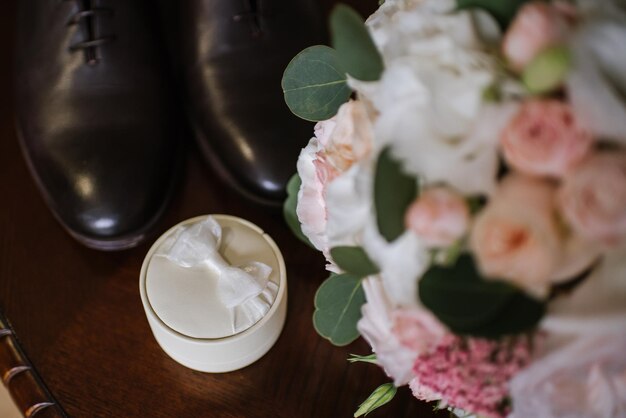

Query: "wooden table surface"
(0, 1), (443, 417)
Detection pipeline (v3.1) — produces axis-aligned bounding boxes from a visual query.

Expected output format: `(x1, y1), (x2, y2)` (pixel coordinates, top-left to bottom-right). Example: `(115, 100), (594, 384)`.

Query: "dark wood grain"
(0, 1), (444, 417)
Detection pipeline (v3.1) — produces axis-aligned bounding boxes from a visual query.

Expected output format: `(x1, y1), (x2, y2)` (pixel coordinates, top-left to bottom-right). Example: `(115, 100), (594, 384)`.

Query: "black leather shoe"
(15, 0), (181, 250)
(158, 0), (324, 205)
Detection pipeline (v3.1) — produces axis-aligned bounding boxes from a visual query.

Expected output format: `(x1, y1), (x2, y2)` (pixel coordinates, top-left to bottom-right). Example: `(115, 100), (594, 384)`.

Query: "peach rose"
(503, 2), (571, 71)
(501, 100), (594, 178)
(404, 187), (470, 248)
(558, 152), (626, 245)
(470, 175), (562, 298)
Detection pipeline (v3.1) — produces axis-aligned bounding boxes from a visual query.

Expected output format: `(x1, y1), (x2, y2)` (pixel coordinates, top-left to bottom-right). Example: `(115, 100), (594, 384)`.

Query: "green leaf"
(374, 147), (419, 242)
(522, 46), (572, 94)
(313, 274), (365, 346)
(456, 0), (530, 30)
(419, 254), (546, 338)
(348, 354), (378, 364)
(283, 174), (315, 248)
(282, 45), (353, 121)
(330, 4), (384, 81)
(330, 246), (380, 277)
(354, 383), (397, 417)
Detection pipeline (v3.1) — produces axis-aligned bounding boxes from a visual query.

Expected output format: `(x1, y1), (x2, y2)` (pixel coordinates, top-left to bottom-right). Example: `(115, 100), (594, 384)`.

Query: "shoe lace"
(64, 0), (115, 65)
(233, 0), (271, 38)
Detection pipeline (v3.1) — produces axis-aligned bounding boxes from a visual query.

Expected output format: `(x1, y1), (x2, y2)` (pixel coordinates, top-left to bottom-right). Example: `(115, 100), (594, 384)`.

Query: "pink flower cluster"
(403, 2), (626, 297)
(411, 336), (532, 418)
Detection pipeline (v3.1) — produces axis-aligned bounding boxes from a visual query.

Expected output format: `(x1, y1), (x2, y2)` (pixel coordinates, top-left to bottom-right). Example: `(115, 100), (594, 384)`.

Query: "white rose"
(350, 1), (514, 196)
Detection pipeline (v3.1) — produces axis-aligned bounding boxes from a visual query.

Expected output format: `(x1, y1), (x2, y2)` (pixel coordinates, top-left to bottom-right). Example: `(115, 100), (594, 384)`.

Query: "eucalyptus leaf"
(374, 148), (419, 242)
(419, 254), (545, 338)
(330, 4), (384, 81)
(313, 274), (365, 346)
(456, 0), (530, 29)
(354, 383), (397, 417)
(330, 246), (379, 277)
(282, 45), (353, 121)
(283, 174), (314, 248)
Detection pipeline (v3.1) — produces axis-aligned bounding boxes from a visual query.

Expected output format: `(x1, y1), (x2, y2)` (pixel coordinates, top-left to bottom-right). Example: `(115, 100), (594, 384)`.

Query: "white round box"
(139, 215), (287, 373)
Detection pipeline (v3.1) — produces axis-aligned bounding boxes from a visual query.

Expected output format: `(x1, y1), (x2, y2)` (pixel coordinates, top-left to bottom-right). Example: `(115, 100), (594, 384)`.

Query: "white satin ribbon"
(155, 216), (277, 334)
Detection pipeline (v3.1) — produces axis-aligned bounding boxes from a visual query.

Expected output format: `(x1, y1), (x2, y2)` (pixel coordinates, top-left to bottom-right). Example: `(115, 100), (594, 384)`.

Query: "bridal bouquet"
(282, 0), (626, 417)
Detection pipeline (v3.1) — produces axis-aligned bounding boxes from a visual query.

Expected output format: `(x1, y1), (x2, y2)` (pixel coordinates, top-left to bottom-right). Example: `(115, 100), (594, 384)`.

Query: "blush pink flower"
(358, 277), (446, 386)
(503, 2), (571, 71)
(404, 187), (470, 248)
(413, 335), (533, 418)
(558, 152), (626, 246)
(470, 175), (561, 298)
(296, 100), (374, 254)
(391, 308), (447, 354)
(501, 100), (594, 178)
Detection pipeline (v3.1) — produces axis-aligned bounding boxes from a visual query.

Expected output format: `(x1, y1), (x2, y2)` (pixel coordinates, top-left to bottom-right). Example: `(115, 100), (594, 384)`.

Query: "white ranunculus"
(567, 2), (626, 144)
(510, 334), (626, 418)
(350, 0), (509, 197)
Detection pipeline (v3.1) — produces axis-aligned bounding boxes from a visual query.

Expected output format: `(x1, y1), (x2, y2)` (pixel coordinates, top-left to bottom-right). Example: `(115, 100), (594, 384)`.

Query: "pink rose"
(558, 152), (626, 245)
(501, 100), (594, 178)
(503, 2), (571, 71)
(470, 175), (562, 298)
(296, 100), (374, 254)
(404, 187), (470, 248)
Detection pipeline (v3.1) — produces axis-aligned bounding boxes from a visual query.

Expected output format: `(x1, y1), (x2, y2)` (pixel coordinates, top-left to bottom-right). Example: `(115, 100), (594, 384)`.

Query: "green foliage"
(330, 246), (380, 277)
(456, 0), (530, 30)
(419, 254), (546, 338)
(348, 353), (378, 364)
(314, 274), (366, 346)
(282, 45), (352, 121)
(522, 46), (572, 94)
(283, 174), (314, 248)
(330, 4), (384, 81)
(374, 148), (419, 242)
(354, 383), (397, 417)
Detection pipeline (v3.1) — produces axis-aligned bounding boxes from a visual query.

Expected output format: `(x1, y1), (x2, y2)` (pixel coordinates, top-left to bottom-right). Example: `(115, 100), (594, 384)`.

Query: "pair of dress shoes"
(14, 0), (322, 250)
